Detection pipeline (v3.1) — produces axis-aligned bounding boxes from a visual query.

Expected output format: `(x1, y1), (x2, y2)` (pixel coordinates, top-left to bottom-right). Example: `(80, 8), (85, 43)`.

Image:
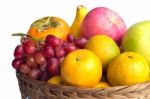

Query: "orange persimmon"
(28, 16), (70, 41)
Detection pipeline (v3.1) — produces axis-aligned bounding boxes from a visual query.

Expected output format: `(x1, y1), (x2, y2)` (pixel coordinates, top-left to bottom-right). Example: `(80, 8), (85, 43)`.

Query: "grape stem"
(12, 33), (28, 37)
(12, 33), (44, 43)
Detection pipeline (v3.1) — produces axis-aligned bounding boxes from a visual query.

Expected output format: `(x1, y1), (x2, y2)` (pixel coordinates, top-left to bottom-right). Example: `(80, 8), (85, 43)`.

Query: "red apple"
(80, 7), (127, 45)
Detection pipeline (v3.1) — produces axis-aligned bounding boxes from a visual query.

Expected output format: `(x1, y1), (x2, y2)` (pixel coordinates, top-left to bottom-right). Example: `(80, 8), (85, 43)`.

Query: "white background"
(0, 0), (150, 99)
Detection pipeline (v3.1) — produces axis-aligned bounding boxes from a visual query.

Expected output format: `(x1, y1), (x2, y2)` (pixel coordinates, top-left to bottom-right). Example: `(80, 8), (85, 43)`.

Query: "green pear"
(122, 20), (150, 65)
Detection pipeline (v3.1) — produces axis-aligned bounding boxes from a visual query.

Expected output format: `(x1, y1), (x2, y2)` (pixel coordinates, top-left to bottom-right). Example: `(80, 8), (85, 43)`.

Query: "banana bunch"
(71, 5), (88, 38)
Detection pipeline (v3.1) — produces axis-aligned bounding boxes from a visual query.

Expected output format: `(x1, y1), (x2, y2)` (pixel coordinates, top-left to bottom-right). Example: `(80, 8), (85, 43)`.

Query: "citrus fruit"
(94, 82), (110, 88)
(85, 35), (120, 72)
(122, 20), (150, 65)
(61, 49), (102, 87)
(28, 16), (70, 41)
(107, 52), (150, 86)
(47, 76), (64, 85)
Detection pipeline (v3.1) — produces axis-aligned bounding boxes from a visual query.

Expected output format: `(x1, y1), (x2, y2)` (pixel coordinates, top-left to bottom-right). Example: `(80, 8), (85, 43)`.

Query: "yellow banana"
(71, 5), (88, 38)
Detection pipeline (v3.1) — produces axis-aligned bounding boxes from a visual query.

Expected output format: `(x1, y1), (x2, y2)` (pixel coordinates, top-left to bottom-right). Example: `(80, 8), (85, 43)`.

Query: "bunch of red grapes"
(12, 34), (87, 81)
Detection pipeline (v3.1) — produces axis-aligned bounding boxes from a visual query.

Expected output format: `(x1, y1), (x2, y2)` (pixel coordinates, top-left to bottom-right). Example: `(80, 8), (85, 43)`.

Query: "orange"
(61, 49), (102, 87)
(107, 52), (150, 86)
(85, 35), (120, 72)
(28, 16), (70, 41)
(47, 76), (64, 85)
(94, 82), (110, 88)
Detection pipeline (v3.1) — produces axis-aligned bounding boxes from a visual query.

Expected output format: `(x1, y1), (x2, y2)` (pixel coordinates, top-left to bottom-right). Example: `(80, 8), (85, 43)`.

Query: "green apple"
(122, 20), (150, 65)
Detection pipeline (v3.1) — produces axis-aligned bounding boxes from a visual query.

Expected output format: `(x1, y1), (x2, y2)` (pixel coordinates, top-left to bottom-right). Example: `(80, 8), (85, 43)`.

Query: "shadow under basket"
(16, 72), (150, 99)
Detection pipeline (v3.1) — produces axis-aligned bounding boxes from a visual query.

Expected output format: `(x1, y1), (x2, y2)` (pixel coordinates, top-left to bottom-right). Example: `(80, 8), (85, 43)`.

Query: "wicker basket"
(16, 71), (150, 99)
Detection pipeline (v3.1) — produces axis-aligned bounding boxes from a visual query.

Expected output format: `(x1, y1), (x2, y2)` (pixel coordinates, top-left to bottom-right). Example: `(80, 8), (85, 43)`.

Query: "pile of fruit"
(12, 5), (150, 88)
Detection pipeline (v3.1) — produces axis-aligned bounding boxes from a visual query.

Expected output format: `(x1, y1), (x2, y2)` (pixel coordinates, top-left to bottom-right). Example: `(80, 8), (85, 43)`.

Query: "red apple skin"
(80, 7), (127, 45)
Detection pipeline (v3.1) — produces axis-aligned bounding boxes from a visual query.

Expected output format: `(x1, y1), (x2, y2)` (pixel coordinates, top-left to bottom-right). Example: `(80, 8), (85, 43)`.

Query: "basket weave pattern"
(16, 72), (150, 99)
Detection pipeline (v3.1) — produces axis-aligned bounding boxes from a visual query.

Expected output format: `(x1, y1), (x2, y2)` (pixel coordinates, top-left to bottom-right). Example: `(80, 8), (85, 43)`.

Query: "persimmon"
(28, 16), (70, 41)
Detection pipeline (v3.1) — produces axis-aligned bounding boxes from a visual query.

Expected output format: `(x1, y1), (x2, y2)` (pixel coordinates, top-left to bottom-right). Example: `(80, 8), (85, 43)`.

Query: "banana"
(71, 5), (88, 38)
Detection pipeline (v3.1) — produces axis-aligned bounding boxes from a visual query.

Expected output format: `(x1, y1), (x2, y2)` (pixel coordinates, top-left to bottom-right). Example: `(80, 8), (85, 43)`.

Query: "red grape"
(21, 36), (30, 44)
(39, 71), (50, 81)
(74, 38), (87, 48)
(62, 42), (76, 54)
(55, 46), (65, 58)
(47, 58), (59, 76)
(39, 62), (47, 71)
(14, 45), (24, 58)
(37, 41), (45, 48)
(23, 40), (36, 54)
(39, 41), (45, 46)
(58, 57), (64, 64)
(26, 55), (38, 68)
(46, 35), (61, 48)
(12, 58), (23, 70)
(28, 68), (41, 80)
(42, 44), (54, 58)
(67, 34), (74, 42)
(34, 51), (46, 65)
(20, 64), (31, 74)
(60, 40), (64, 45)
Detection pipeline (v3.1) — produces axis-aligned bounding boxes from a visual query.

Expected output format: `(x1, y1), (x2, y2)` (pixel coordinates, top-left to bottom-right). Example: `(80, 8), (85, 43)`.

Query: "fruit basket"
(12, 5), (150, 99)
(17, 71), (150, 99)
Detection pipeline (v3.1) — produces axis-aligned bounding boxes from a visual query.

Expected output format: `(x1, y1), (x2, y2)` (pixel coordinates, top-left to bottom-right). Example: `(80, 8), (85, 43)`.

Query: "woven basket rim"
(16, 71), (150, 90)
(16, 71), (150, 98)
